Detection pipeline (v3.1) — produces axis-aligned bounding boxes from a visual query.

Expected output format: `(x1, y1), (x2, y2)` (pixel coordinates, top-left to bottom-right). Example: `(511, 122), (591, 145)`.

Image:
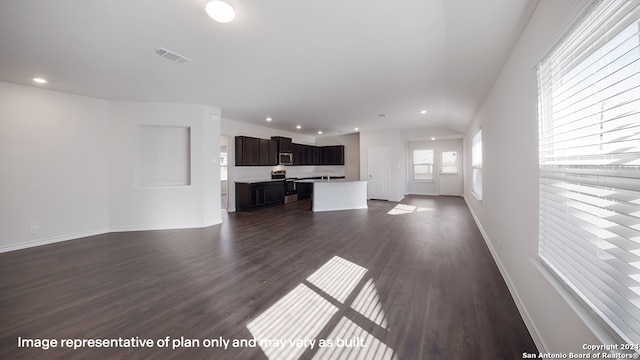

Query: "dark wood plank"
(0, 196), (537, 359)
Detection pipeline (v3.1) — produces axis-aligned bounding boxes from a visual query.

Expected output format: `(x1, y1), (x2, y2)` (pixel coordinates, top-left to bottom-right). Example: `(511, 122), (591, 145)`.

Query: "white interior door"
(438, 148), (461, 196)
(367, 146), (389, 200)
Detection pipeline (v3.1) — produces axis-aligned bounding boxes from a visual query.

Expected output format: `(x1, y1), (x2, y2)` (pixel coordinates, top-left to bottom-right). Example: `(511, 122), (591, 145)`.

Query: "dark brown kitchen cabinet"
(271, 136), (293, 153)
(235, 136), (259, 166)
(323, 145), (345, 165)
(258, 139), (278, 166)
(296, 182), (313, 200)
(236, 135), (344, 166)
(236, 181), (285, 211)
(293, 143), (305, 166)
(235, 136), (277, 166)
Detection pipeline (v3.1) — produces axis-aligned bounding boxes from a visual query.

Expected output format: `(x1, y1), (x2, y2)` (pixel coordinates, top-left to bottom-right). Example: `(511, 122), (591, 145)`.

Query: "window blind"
(538, 0), (640, 347)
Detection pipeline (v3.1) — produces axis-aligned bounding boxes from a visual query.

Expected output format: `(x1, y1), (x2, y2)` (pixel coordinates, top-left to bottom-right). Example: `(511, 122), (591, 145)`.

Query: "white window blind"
(538, 0), (640, 347)
(472, 129), (482, 200)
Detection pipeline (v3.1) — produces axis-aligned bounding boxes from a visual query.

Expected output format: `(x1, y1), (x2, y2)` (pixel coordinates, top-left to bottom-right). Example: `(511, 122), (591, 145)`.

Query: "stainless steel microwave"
(279, 152), (294, 165)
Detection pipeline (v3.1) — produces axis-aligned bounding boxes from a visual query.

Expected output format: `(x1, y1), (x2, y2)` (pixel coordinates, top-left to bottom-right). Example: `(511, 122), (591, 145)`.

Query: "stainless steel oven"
(272, 170), (298, 203)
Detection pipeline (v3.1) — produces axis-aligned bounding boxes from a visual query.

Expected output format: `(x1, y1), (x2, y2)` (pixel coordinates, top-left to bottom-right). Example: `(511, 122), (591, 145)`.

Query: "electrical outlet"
(29, 225), (39, 234)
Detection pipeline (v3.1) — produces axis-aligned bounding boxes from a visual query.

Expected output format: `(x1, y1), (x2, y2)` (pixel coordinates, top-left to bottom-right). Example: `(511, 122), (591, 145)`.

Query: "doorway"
(438, 148), (461, 196)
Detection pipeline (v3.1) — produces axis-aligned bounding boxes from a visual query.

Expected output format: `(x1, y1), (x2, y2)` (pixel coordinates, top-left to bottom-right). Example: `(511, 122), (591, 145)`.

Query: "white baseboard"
(0, 228), (110, 254)
(0, 220), (224, 254)
(463, 195), (547, 353)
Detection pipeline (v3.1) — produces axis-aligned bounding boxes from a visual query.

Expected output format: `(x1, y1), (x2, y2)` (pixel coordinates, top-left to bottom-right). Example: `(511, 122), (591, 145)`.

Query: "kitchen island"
(297, 179), (368, 212)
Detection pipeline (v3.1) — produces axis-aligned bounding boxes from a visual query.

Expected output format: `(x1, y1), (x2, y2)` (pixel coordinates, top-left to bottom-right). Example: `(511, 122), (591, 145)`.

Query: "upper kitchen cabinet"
(236, 136), (277, 166)
(271, 136), (293, 153)
(259, 138), (278, 166)
(323, 145), (345, 165)
(235, 136), (258, 166)
(236, 136), (344, 166)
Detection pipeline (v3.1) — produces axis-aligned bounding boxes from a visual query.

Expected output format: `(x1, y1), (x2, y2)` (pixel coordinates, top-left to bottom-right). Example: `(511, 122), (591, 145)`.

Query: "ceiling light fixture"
(431, 137), (436, 140)
(296, 125), (301, 129)
(420, 110), (427, 114)
(318, 131), (323, 134)
(206, 0), (235, 23)
(266, 117), (272, 122)
(354, 127), (359, 131)
(33, 77), (47, 84)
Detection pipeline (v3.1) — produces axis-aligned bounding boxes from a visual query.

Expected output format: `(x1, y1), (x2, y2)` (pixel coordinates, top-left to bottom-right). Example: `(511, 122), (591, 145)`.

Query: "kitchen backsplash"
(233, 165), (346, 181)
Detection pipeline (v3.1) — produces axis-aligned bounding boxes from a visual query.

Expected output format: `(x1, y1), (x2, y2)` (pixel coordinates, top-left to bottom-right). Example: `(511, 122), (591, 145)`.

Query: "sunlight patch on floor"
(351, 278), (388, 328)
(307, 256), (368, 303)
(247, 255), (396, 360)
(247, 284), (338, 360)
(387, 204), (434, 215)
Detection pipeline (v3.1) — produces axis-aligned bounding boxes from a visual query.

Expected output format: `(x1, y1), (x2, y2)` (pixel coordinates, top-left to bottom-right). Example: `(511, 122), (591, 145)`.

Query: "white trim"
(531, 257), (623, 348)
(0, 221), (224, 254)
(464, 196), (546, 353)
(0, 228), (110, 254)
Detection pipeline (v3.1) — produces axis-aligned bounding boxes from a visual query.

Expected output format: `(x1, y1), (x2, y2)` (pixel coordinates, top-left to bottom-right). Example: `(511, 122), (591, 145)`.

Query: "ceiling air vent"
(154, 47), (192, 64)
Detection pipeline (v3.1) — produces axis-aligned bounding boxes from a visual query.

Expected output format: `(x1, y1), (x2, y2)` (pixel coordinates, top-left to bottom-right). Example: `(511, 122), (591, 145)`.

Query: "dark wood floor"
(0, 196), (537, 359)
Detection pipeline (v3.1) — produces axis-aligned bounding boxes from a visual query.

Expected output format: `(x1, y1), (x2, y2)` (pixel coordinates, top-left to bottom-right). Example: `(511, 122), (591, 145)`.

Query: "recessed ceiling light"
(33, 77), (47, 84)
(420, 110), (428, 114)
(205, 0), (235, 23)
(296, 125), (301, 129)
(431, 137), (436, 140)
(354, 127), (359, 131)
(377, 113), (387, 117)
(318, 131), (323, 134)
(266, 117), (272, 122)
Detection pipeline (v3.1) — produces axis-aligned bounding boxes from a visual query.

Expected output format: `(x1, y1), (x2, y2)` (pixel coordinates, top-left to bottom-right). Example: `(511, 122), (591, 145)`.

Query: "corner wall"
(463, 0), (601, 353)
(0, 82), (111, 251)
(0, 81), (222, 252)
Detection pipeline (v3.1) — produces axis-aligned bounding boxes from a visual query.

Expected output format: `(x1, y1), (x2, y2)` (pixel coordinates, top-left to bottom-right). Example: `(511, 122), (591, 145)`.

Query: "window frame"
(471, 128), (482, 201)
(411, 149), (435, 181)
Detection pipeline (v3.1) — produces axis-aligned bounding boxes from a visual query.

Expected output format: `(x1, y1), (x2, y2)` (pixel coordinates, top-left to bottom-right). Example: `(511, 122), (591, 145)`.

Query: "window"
(220, 145), (228, 181)
(412, 149), (434, 180)
(537, 0), (640, 347)
(441, 150), (458, 174)
(471, 129), (482, 200)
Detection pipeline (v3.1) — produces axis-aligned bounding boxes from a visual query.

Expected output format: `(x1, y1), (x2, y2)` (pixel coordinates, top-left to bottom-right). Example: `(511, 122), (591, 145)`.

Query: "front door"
(438, 148), (461, 196)
(367, 146), (389, 200)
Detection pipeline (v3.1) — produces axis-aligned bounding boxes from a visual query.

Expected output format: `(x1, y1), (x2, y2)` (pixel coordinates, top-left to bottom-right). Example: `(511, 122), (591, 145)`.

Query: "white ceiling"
(0, 0), (538, 137)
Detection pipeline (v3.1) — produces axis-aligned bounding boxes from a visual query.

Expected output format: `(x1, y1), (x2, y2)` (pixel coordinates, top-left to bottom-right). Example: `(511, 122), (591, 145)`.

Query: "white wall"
(0, 81), (222, 252)
(359, 129), (406, 202)
(463, 0), (602, 353)
(406, 139), (463, 196)
(110, 102), (221, 230)
(0, 82), (111, 251)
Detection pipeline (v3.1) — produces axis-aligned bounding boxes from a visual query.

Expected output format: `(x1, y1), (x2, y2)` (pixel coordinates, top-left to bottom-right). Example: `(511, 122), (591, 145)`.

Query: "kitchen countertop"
(295, 178), (349, 183)
(235, 175), (346, 184)
(234, 179), (284, 184)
